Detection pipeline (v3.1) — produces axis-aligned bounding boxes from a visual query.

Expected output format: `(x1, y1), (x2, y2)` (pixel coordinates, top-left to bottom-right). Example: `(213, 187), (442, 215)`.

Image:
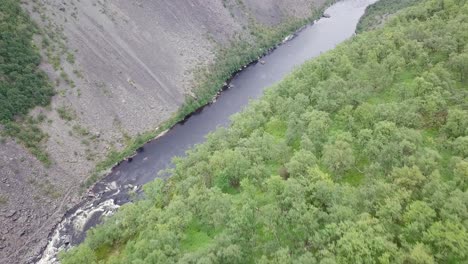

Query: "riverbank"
(1, 1), (334, 263)
(356, 0), (420, 32)
(38, 0), (377, 262)
(86, 1), (336, 190)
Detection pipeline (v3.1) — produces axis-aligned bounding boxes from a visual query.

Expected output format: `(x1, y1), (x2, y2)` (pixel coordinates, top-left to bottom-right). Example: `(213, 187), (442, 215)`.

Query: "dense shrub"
(0, 0), (53, 122)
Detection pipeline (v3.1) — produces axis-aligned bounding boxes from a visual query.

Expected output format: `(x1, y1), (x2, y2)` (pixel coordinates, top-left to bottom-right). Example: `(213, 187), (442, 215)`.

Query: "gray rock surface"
(0, 0), (326, 263)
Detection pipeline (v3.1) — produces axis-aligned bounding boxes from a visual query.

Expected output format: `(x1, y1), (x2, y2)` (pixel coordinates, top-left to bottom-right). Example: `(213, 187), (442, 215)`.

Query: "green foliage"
(322, 138), (355, 178)
(444, 109), (468, 138)
(59, 246), (97, 264)
(0, 0), (53, 122)
(181, 221), (216, 252)
(62, 0), (468, 263)
(66, 52), (75, 64)
(3, 118), (51, 166)
(0, 195), (8, 205)
(356, 0), (422, 32)
(0, 0), (54, 164)
(449, 52), (468, 82)
(56, 106), (75, 121)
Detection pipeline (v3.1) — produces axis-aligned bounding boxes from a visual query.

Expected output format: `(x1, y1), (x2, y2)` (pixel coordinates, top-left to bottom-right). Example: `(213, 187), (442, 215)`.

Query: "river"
(37, 0), (376, 262)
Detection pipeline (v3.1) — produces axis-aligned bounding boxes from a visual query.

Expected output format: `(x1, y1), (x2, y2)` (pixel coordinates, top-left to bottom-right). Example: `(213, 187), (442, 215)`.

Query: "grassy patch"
(95, 243), (122, 261)
(57, 106), (76, 121)
(181, 221), (217, 253)
(0, 195), (8, 205)
(265, 118), (287, 138)
(343, 168), (364, 186)
(2, 119), (51, 166)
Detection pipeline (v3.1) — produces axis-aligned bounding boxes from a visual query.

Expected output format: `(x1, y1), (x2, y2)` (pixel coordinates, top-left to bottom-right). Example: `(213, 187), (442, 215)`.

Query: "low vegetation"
(356, 0), (421, 32)
(0, 0), (54, 164)
(0, 0), (53, 122)
(0, 195), (8, 205)
(57, 105), (76, 121)
(61, 0), (468, 263)
(2, 116), (51, 166)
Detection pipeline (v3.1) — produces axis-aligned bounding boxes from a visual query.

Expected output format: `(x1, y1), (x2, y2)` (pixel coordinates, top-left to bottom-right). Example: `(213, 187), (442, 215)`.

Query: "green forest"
(356, 0), (422, 32)
(0, 0), (53, 122)
(62, 0), (468, 263)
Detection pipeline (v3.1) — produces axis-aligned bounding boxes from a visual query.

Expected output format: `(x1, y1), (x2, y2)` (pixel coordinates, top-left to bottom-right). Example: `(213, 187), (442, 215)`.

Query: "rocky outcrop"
(0, 0), (327, 263)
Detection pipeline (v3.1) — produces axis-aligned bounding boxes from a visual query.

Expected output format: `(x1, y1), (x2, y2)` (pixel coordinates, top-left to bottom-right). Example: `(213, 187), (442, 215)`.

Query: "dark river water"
(38, 0), (376, 262)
